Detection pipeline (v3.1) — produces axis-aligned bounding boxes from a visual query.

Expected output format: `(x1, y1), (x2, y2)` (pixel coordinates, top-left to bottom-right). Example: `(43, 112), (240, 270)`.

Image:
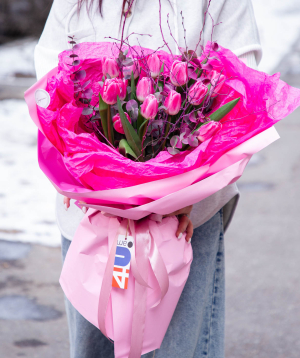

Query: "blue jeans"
(61, 210), (225, 358)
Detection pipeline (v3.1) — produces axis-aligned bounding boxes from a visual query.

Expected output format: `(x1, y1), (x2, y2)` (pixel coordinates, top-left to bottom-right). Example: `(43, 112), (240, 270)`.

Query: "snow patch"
(0, 99), (60, 246)
(0, 39), (37, 85)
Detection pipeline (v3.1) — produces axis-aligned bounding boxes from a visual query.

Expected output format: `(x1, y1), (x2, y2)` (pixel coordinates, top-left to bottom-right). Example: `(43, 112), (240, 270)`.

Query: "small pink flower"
(164, 90), (182, 116)
(209, 70), (226, 97)
(136, 77), (154, 102)
(141, 94), (158, 120)
(170, 60), (188, 87)
(123, 60), (140, 79)
(188, 80), (208, 105)
(102, 78), (127, 105)
(112, 112), (131, 134)
(102, 57), (120, 78)
(147, 54), (161, 78)
(197, 121), (222, 142)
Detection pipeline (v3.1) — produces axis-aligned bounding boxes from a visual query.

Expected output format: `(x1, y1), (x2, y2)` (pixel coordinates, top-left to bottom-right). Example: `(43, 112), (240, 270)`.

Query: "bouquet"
(25, 9), (300, 358)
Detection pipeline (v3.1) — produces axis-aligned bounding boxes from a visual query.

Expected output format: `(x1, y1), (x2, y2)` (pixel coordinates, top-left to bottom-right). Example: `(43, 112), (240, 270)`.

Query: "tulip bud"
(164, 90), (182, 116)
(140, 94), (158, 120)
(210, 70), (226, 97)
(123, 60), (140, 79)
(102, 78), (127, 105)
(136, 77), (154, 102)
(188, 80), (208, 105)
(147, 54), (161, 78)
(102, 57), (120, 79)
(112, 112), (132, 134)
(170, 60), (188, 87)
(197, 121), (222, 142)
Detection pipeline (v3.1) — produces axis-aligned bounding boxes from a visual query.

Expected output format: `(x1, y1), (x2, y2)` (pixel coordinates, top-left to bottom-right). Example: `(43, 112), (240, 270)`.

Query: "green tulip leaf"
(210, 97), (240, 122)
(119, 139), (137, 159)
(99, 93), (108, 111)
(137, 108), (144, 132)
(106, 105), (114, 145)
(130, 71), (137, 100)
(117, 96), (142, 160)
(138, 119), (149, 140)
(99, 94), (108, 139)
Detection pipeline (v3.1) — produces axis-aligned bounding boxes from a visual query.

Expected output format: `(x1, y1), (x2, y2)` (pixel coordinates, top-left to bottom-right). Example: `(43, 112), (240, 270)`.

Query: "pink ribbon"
(128, 219), (150, 358)
(97, 217), (127, 338)
(93, 211), (170, 358)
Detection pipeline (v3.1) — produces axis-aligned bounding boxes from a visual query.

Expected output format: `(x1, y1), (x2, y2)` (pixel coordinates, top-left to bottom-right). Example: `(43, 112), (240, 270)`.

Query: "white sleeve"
(238, 51), (258, 70)
(34, 0), (77, 80)
(203, 0), (262, 65)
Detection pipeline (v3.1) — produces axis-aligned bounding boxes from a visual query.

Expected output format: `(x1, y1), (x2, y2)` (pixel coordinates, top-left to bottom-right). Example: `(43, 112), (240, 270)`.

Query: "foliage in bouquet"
(65, 15), (239, 162)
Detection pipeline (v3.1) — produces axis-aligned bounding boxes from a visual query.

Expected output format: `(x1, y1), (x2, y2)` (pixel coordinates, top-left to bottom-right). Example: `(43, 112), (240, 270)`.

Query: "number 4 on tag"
(112, 235), (134, 290)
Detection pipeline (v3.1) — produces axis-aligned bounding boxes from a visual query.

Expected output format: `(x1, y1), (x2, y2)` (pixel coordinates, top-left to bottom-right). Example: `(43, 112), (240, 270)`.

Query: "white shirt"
(34, 0), (261, 240)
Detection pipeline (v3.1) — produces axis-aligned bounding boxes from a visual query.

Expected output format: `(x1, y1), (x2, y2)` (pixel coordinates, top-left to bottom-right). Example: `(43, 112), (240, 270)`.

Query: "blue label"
(114, 246), (131, 267)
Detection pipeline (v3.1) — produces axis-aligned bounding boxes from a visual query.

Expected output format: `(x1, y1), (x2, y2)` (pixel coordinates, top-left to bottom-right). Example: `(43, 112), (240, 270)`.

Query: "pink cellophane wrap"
(60, 213), (193, 358)
(24, 41), (300, 358)
(25, 42), (300, 191)
(36, 126), (279, 217)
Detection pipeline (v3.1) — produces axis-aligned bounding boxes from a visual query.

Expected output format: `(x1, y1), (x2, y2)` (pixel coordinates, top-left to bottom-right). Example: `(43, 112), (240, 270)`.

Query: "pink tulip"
(112, 112), (131, 134)
(102, 78), (127, 105)
(197, 121), (222, 142)
(170, 60), (188, 87)
(123, 60), (140, 79)
(102, 57), (120, 79)
(164, 90), (182, 115)
(140, 94), (158, 120)
(188, 80), (208, 105)
(136, 77), (154, 102)
(210, 70), (226, 97)
(147, 54), (161, 78)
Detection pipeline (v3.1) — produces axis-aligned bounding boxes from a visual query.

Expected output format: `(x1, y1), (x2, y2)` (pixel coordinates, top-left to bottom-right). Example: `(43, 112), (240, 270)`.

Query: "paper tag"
(112, 235), (134, 290)
(35, 89), (50, 108)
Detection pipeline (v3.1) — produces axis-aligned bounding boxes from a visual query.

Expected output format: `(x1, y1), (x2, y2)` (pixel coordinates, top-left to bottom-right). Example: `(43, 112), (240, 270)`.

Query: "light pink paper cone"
(60, 213), (192, 357)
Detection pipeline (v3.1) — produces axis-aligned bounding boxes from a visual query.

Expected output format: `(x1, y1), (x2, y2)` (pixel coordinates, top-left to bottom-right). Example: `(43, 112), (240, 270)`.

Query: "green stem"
(107, 105), (114, 145)
(141, 119), (150, 156)
(161, 115), (171, 151)
(99, 109), (108, 139)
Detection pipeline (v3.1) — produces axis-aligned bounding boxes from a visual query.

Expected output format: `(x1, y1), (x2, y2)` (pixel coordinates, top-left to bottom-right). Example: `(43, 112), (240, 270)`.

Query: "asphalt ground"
(0, 42), (299, 357)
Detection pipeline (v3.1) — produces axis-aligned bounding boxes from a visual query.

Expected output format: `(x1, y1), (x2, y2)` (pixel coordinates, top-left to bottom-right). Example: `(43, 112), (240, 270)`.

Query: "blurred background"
(0, 0), (299, 357)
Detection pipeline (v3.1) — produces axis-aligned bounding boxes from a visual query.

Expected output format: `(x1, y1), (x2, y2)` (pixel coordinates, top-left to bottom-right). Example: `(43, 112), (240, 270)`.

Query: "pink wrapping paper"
(24, 42), (300, 191)
(36, 126), (279, 218)
(60, 212), (193, 358)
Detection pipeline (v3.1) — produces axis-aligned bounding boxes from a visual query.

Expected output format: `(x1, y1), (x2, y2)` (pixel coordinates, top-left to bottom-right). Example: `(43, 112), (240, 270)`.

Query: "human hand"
(164, 205), (193, 243)
(63, 196), (87, 213)
(63, 198), (193, 241)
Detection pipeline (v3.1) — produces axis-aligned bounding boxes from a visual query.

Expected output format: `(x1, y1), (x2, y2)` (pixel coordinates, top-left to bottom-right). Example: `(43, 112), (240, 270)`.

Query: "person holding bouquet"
(34, 0), (261, 357)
